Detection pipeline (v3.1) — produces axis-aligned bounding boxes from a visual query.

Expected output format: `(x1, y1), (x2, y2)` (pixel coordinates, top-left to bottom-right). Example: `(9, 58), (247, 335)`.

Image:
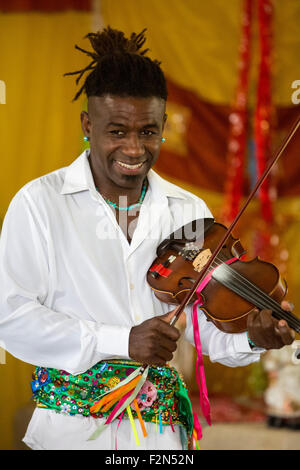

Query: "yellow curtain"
(0, 11), (91, 222)
(100, 0), (300, 107)
(0, 10), (92, 450)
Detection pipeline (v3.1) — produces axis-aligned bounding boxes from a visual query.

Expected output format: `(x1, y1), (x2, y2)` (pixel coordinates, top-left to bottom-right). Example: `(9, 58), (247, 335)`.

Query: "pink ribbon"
(104, 389), (133, 426)
(193, 411), (203, 440)
(192, 257), (238, 432)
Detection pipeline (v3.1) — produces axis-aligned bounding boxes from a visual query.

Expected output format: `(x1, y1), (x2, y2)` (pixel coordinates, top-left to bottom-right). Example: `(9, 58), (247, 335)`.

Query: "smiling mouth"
(116, 161), (145, 170)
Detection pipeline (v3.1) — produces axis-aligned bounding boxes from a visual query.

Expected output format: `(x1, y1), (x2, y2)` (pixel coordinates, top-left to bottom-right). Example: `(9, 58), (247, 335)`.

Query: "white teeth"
(117, 161), (143, 169)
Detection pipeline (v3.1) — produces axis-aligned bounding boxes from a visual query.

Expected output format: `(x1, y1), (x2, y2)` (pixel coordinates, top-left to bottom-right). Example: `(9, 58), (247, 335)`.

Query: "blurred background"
(0, 0), (299, 450)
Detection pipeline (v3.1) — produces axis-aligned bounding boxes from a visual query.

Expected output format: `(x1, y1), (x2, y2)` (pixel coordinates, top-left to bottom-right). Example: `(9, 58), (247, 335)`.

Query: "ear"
(80, 111), (91, 138)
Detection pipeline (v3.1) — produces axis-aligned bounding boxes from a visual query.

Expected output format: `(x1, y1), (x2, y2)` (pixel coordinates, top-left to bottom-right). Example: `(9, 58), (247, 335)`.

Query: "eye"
(141, 129), (156, 136)
(110, 130), (125, 137)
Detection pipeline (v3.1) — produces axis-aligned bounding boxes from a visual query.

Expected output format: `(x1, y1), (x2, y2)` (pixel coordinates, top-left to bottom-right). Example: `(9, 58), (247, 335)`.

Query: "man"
(0, 27), (294, 450)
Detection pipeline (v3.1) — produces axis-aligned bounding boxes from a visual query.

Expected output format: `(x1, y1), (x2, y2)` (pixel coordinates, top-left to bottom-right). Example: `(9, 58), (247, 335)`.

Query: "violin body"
(196, 256), (287, 334)
(147, 220), (243, 306)
(147, 220), (291, 334)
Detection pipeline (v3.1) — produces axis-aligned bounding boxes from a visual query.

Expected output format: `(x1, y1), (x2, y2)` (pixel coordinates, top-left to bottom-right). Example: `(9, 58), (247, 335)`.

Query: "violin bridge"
(193, 248), (212, 272)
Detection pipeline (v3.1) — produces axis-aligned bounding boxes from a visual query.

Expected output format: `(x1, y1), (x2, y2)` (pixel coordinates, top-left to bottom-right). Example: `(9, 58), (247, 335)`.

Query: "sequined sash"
(31, 360), (194, 441)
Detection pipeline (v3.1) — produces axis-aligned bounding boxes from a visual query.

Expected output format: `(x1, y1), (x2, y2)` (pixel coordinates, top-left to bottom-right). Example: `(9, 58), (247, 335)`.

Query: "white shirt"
(0, 150), (262, 450)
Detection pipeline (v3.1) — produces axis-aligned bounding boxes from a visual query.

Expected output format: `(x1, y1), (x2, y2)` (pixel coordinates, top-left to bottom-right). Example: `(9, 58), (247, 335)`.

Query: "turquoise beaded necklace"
(96, 179), (147, 211)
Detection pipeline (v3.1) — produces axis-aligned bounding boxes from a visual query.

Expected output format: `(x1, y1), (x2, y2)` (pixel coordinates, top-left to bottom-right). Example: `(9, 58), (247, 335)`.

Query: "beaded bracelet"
(246, 331), (256, 348)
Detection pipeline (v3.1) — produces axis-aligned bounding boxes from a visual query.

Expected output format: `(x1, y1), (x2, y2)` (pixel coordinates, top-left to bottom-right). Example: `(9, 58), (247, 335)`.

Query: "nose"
(122, 134), (145, 158)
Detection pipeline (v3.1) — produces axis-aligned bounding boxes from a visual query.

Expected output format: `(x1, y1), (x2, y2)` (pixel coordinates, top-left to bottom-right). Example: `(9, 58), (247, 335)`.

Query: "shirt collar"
(147, 169), (187, 200)
(60, 149), (186, 200)
(60, 150), (96, 195)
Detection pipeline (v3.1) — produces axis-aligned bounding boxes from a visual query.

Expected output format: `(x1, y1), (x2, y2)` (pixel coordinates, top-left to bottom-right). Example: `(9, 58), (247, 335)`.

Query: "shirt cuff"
(234, 331), (266, 354)
(96, 324), (132, 359)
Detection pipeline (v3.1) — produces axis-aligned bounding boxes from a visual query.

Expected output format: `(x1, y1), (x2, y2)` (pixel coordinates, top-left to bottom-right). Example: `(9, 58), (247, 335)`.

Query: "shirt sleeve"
(0, 191), (131, 375)
(184, 305), (265, 367)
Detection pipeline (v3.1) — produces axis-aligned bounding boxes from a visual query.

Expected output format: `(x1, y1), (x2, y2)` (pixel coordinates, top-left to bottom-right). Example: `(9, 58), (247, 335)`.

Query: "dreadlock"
(64, 27), (168, 102)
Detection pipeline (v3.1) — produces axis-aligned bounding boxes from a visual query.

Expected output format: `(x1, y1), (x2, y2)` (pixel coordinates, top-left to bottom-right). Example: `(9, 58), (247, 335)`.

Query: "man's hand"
(247, 300), (295, 350)
(129, 310), (180, 366)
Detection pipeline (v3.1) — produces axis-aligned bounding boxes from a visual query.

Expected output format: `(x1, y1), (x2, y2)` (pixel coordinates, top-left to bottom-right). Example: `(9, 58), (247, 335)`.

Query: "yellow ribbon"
(126, 406), (140, 447)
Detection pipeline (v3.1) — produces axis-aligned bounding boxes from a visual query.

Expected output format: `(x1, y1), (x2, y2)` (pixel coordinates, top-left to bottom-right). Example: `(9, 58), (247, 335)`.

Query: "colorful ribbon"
(127, 405), (140, 446)
(191, 257), (238, 433)
(88, 366), (149, 440)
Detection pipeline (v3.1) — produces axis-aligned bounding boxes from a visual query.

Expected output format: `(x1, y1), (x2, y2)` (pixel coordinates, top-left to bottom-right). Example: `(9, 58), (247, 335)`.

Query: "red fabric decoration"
(0, 0), (91, 11)
(223, 0), (275, 226)
(222, 0), (253, 224)
(254, 0), (274, 223)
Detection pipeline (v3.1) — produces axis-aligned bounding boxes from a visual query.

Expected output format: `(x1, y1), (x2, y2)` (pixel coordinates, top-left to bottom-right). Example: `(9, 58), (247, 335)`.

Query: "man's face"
(81, 94), (167, 191)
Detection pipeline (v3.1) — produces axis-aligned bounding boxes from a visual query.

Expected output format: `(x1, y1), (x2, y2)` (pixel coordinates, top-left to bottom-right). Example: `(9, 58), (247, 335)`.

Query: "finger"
(157, 335), (178, 353)
(281, 300), (294, 312)
(159, 309), (178, 323)
(150, 350), (173, 366)
(260, 309), (276, 328)
(247, 308), (262, 330)
(250, 309), (279, 348)
(155, 346), (174, 364)
(260, 309), (281, 339)
(155, 317), (180, 342)
(276, 319), (295, 345)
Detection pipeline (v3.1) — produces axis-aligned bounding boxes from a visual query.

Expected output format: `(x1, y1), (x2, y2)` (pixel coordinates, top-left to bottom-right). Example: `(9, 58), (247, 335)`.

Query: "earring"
(83, 136), (89, 141)
(161, 137), (166, 143)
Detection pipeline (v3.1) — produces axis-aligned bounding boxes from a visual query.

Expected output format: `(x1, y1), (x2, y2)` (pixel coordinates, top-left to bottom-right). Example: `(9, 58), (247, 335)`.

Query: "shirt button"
(130, 283), (134, 290)
(135, 314), (141, 321)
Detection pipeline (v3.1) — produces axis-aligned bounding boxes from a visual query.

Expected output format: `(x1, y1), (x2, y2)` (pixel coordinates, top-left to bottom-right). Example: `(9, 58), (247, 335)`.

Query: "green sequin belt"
(31, 360), (194, 439)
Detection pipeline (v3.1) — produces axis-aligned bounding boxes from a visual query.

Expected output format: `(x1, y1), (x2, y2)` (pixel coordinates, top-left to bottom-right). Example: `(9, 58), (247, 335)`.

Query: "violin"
(147, 218), (300, 334)
(147, 117), (300, 335)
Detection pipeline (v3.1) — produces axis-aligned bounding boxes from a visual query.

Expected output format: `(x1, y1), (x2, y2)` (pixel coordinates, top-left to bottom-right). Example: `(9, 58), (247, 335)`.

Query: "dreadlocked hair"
(64, 26), (168, 102)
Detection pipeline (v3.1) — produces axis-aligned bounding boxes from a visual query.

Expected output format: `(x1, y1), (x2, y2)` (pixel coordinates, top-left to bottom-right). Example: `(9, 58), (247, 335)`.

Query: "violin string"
(213, 257), (299, 327)
(181, 245), (299, 331)
(214, 262), (300, 331)
(218, 263), (285, 316)
(188, 249), (300, 331)
(216, 272), (300, 333)
(224, 272), (300, 333)
(217, 260), (298, 325)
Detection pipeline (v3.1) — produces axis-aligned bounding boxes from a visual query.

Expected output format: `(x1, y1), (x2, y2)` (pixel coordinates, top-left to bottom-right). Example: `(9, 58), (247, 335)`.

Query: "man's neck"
(88, 154), (145, 207)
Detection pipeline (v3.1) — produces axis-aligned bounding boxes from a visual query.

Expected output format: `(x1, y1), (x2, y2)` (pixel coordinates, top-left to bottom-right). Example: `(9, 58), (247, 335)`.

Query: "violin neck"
(212, 264), (300, 334)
